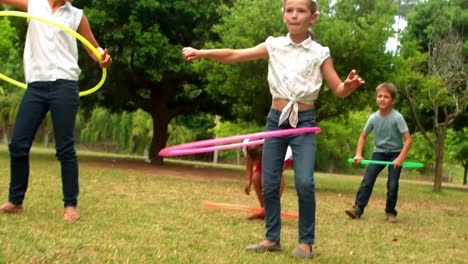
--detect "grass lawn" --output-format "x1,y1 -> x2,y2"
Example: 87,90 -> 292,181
0,145 -> 467,263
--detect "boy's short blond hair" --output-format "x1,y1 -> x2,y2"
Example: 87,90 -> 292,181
376,83 -> 397,99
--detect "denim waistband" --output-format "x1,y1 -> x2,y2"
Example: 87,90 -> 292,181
269,107 -> 315,119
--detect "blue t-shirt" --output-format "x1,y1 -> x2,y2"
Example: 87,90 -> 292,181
364,109 -> 409,153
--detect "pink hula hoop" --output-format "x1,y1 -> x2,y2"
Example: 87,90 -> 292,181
159,127 -> 321,157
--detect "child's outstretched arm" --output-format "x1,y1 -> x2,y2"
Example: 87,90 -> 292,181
353,131 -> 368,164
393,132 -> 412,167
321,58 -> 365,98
182,43 -> 268,63
0,0 -> 28,11
77,15 -> 113,68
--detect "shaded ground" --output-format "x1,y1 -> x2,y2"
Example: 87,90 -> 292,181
80,156 -> 468,190
76,154 -> 468,192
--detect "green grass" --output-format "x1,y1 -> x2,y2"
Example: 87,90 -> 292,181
0,145 -> 467,263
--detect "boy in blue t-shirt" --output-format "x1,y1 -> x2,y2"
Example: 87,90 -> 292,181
346,83 -> 412,223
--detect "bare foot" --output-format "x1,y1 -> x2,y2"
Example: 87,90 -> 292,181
63,206 -> 80,222
0,201 -> 24,214
298,243 -> 312,254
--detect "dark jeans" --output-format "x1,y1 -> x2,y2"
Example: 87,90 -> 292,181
8,80 -> 80,207
262,108 -> 317,245
355,152 -> 402,215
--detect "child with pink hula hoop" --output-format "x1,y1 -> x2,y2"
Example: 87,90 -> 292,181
242,139 -> 293,220
182,0 -> 365,259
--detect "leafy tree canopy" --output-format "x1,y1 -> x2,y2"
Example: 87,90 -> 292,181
193,0 -> 399,124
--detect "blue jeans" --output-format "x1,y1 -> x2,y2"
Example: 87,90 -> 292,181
8,80 -> 80,207
355,152 -> 402,215
262,108 -> 317,245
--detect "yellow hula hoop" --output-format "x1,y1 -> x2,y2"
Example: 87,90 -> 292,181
0,10 -> 107,96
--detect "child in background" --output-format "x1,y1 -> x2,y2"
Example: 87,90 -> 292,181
345,83 -> 412,223
182,0 -> 365,258
243,140 -> 292,220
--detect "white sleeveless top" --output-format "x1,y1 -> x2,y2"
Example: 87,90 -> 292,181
24,0 -> 83,82
265,34 -> 330,127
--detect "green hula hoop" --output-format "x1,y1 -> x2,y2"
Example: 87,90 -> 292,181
347,158 -> 424,168
0,10 -> 107,96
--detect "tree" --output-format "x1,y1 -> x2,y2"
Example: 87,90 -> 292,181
76,0 -> 401,164
0,90 -> 22,144
80,107 -> 116,149
75,0 -> 233,164
130,109 -> 152,154
316,110 -> 372,172
191,0 -> 283,123
393,0 -> 467,192
391,0 -> 420,55
198,0 -> 399,123
212,119 -> 264,164
0,15 -> 23,145
454,141 -> 468,185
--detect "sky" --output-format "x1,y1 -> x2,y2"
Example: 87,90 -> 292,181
386,15 -> 408,53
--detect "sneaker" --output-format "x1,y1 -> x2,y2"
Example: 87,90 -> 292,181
386,213 -> 397,223
345,205 -> 362,219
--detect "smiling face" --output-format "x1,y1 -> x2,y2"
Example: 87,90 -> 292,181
282,0 -> 318,38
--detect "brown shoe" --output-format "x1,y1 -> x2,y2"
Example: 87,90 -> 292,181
245,241 -> 281,252
386,213 -> 397,223
345,205 -> 362,219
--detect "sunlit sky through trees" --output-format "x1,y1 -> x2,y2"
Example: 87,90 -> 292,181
386,15 -> 408,53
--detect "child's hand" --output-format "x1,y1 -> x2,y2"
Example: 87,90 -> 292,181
98,47 -> 112,68
353,155 -> 363,165
344,70 -> 365,92
393,157 -> 404,168
182,47 -> 201,61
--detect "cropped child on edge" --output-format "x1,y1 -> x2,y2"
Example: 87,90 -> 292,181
243,141 -> 292,220
182,0 -> 365,258
345,83 -> 412,223
0,0 -> 112,222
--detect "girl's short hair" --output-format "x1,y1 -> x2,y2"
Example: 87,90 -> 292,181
376,82 -> 397,99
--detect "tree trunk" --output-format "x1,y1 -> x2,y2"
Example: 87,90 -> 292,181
148,112 -> 170,165
43,130 -> 50,148
131,136 -> 139,154
213,115 -> 220,164
2,122 -> 8,144
463,166 -> 467,185
433,150 -> 443,192
433,133 -> 445,192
